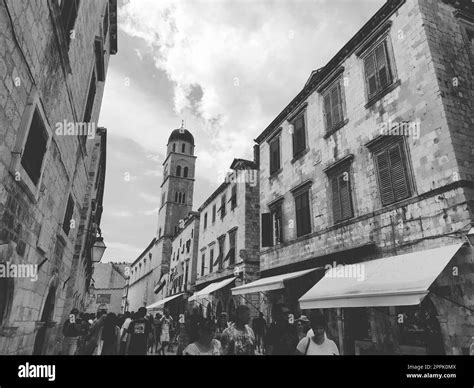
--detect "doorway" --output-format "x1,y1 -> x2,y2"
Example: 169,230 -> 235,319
33,286 -> 56,355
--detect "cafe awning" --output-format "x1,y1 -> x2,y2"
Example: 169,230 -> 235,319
299,243 -> 464,309
231,268 -> 318,295
188,277 -> 236,302
146,293 -> 184,310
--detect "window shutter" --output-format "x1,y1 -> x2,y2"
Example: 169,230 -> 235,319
323,92 -> 332,130
364,53 -> 378,97
338,174 -> 352,220
332,177 -> 342,223
261,213 -> 273,247
389,143 -> 410,201
376,150 -> 395,205
375,42 -> 391,89
331,85 -> 342,125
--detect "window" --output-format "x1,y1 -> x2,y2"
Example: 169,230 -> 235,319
231,185 -> 237,210
176,166 -> 181,176
175,192 -> 178,203
212,204 -> 216,223
209,249 -> 214,273
185,260 -> 189,285
215,236 -> 225,271
183,167 -> 189,178
291,113 -> 306,157
330,168 -> 353,223
84,69 -> 97,124
228,229 -> 236,266
94,38 -> 105,82
374,141 -> 411,206
323,80 -> 345,132
204,213 -> 208,229
182,144 -> 185,153
59,0 -> 80,48
21,108 -> 48,185
270,202 -> 283,245
172,143 -> 176,152
182,193 -> 186,204
363,40 -> 393,100
220,194 -> 226,219
269,136 -> 281,174
201,253 -> 205,276
103,2 -> 109,41
294,190 -> 311,237
62,195 -> 74,235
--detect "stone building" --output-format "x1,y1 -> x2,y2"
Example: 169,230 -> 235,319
244,0 -> 473,355
86,262 -> 127,314
191,157 -> 261,321
126,125 -> 197,311
0,0 -> 117,355
146,212 -> 200,316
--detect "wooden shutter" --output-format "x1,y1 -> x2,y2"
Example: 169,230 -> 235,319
331,85 -> 342,125
295,192 -> 310,236
364,53 -> 378,97
375,149 -> 395,205
375,42 -> 391,89
270,137 -> 280,173
261,213 -> 273,247
339,173 -> 353,220
389,143 -> 410,201
323,92 -> 333,130
293,115 -> 305,155
332,176 -> 342,223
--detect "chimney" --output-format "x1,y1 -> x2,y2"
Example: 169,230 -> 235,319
253,144 -> 260,168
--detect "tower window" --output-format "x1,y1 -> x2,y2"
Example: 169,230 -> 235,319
182,193 -> 186,204
176,165 -> 181,176
172,143 -> 176,152
182,144 -> 185,153
175,192 -> 179,202
183,167 -> 189,178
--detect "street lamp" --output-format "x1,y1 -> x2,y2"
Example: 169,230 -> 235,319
92,236 -> 107,263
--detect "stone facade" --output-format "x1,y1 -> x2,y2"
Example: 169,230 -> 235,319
255,0 -> 473,355
0,0 -> 117,354
194,159 -> 261,320
86,263 -> 127,314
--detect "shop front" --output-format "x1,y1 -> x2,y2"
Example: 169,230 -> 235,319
299,243 -> 472,355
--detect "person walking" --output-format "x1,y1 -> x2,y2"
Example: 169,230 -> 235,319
296,315 -> 311,341
146,314 -> 156,354
183,320 -> 222,355
252,312 -> 267,353
126,307 -> 153,355
159,309 -> 173,355
153,313 -> 162,354
297,311 -> 339,355
101,313 -> 121,355
62,308 -> 82,355
221,305 -> 256,355
119,311 -> 132,355
84,310 -> 107,355
265,303 -> 299,355
215,313 -> 228,342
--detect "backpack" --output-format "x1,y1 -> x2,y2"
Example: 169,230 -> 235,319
304,337 -> 311,355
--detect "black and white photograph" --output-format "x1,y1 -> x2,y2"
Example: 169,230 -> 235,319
0,0 -> 473,385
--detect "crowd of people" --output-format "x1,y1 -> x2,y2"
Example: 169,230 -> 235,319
61,303 -> 339,356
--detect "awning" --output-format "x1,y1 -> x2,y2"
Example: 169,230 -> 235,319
188,277 -> 236,302
231,268 -> 318,295
299,243 -> 464,309
154,279 -> 166,294
146,293 -> 184,310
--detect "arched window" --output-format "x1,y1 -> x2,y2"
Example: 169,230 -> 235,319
183,167 -> 189,178
175,192 -> 179,202
172,143 -> 176,152
182,143 -> 185,153
176,165 -> 181,176
178,192 -> 182,203
182,193 -> 186,203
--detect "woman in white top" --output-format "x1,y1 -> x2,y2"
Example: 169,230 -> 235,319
296,311 -> 339,355
183,320 -> 222,355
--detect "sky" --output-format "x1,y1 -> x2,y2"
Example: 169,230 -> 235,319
98,0 -> 385,263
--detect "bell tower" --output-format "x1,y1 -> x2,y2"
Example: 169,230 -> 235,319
156,122 -> 196,239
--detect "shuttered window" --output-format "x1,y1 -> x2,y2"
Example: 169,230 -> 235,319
295,190 -> 311,237
212,204 -> 216,223
331,170 -> 353,223
292,114 -> 306,157
375,141 -> 410,206
231,184 -> 237,210
201,253 -> 205,276
62,195 -> 74,235
323,81 -> 344,132
60,0 -> 80,48
204,213 -> 208,229
363,40 -> 393,99
228,230 -> 236,266
271,203 -> 283,245
269,136 -> 281,174
261,213 -> 273,247
220,195 -> 226,218
209,249 -> 214,273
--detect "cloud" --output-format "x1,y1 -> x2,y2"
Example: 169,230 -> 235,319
139,192 -> 160,203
